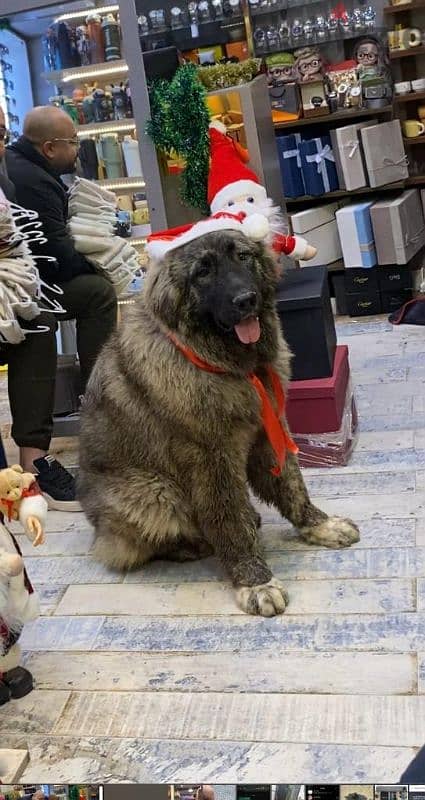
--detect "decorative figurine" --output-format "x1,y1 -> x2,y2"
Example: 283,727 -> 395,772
109,83 -> 131,120
294,46 -> 324,82
76,24 -> 90,66
266,51 -> 295,85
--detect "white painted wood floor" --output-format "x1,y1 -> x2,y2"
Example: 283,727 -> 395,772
1,317 -> 425,783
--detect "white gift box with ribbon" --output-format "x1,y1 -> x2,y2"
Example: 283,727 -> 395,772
371,189 -> 425,265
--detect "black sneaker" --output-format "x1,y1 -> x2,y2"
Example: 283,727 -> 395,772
33,455 -> 82,512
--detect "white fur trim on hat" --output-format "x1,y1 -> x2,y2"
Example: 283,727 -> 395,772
210,180 -> 268,214
209,119 -> 228,135
147,216 -> 247,261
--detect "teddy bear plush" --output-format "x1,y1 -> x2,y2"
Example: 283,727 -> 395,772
0,465 -> 47,706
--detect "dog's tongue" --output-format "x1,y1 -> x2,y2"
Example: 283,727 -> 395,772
234,316 -> 261,344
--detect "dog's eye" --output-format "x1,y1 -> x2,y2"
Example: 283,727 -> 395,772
195,264 -> 210,278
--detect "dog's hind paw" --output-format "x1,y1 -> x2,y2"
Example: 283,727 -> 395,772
301,516 -> 360,549
236,577 -> 288,617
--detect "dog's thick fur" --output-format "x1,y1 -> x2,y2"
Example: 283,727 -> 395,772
78,230 -> 359,616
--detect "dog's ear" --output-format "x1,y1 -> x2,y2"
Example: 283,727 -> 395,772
143,258 -> 182,329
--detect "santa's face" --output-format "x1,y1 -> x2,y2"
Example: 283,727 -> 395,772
225,193 -> 275,218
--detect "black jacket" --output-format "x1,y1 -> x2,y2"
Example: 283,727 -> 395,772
0,168 -> 16,202
6,137 -> 95,283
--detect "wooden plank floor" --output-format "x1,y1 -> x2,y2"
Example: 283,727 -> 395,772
1,317 -> 425,782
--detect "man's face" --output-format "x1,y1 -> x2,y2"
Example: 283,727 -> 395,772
0,108 -> 7,162
43,116 -> 79,174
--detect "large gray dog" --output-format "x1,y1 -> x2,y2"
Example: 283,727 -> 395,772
78,230 -> 359,615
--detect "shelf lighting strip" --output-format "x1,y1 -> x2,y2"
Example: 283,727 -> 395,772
63,63 -> 128,82
131,237 -> 148,246
97,179 -> 146,190
77,121 -> 136,136
54,4 -> 119,23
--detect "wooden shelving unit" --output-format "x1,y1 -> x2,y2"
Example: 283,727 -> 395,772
404,135 -> 425,145
285,180 -> 407,207
390,45 -> 425,58
42,59 -> 129,85
394,90 -> 425,103
274,104 -> 393,131
384,0 -> 425,12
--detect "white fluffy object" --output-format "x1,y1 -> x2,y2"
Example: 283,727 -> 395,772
19,494 -> 48,535
242,213 -> 270,241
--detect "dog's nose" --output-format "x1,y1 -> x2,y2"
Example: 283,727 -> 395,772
232,291 -> 257,315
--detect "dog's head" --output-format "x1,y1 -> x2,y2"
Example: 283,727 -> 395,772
143,230 -> 280,360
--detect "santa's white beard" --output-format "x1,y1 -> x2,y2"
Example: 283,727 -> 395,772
223,198 -> 289,244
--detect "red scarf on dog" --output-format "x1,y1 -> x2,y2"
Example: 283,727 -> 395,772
167,331 -> 298,475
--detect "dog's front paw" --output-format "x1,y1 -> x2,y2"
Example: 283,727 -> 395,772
301,516 -> 360,549
236,577 -> 288,617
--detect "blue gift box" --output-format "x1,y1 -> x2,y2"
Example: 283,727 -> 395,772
299,135 -> 339,196
276,133 -> 305,199
336,201 -> 377,268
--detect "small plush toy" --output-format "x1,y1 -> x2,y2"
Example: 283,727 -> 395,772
0,465 -> 47,706
207,120 -> 317,262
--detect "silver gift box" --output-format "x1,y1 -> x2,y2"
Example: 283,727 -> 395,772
370,188 -> 425,265
360,120 -> 409,188
330,120 -> 376,191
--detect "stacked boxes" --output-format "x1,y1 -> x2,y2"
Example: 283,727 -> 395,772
276,267 -> 357,466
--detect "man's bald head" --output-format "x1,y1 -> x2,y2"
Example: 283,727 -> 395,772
24,105 -> 76,144
23,105 -> 79,175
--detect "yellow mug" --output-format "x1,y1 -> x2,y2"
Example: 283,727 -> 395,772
418,105 -> 425,119
403,119 -> 425,137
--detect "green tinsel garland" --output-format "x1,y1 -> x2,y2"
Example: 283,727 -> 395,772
147,62 -> 211,213
197,58 -> 262,91
68,786 -> 80,800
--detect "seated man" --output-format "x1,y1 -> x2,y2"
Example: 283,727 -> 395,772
0,107 -> 78,509
6,105 -> 117,398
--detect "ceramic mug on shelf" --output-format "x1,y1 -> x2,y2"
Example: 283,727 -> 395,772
418,105 -> 425,119
394,80 -> 411,94
412,78 -> 425,91
408,28 -> 422,46
402,119 -> 425,137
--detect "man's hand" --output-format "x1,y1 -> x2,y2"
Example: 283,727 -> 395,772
27,516 -> 45,546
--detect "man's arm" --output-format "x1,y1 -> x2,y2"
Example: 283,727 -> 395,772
17,180 -> 95,283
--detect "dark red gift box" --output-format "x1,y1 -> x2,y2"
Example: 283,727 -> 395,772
286,344 -> 350,434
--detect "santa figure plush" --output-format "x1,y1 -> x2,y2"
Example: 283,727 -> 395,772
208,120 -> 317,262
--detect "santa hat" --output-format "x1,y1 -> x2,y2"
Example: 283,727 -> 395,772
146,209 -> 269,261
208,120 -> 267,214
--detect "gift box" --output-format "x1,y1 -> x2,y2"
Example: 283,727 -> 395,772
370,189 -> 425,265
290,202 -> 342,267
381,287 -> 413,313
294,383 -> 358,468
286,345 -> 350,434
300,79 -> 329,118
346,288 -> 382,316
299,135 -> 339,196
336,201 -> 377,268
377,265 -> 413,291
276,133 -> 305,199
276,265 -> 336,380
330,120 -> 376,191
269,82 -> 300,115
360,120 -> 409,188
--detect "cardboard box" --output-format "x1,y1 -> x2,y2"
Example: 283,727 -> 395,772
330,120 -> 376,191
225,41 -> 249,60
269,81 -> 300,116
360,120 -> 409,187
286,345 -> 350,434
336,201 -> 377,268
290,202 -> 342,267
370,189 -> 425,265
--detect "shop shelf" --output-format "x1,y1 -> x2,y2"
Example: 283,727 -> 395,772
285,179 -> 406,206
394,90 -> 425,102
255,29 -> 370,56
403,135 -> 425,144
384,0 -> 425,11
406,174 -> 425,183
76,118 -> 136,136
42,59 -> 128,85
390,45 -> 425,58
274,104 -> 393,130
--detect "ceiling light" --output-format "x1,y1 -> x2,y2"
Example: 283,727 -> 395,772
54,4 -> 119,23
77,121 -> 135,136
